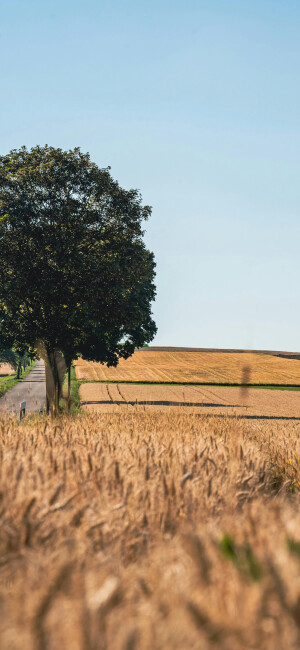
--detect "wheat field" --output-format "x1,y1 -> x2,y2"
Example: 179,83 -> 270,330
1,409 -> 300,649
0,363 -> 14,376
74,349 -> 300,384
79,382 -> 300,419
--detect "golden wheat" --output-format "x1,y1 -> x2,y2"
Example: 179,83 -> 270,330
79,381 -> 300,419
0,362 -> 15,377
74,350 -> 300,385
0,410 -> 300,648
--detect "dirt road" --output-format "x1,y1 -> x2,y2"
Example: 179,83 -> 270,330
0,359 -> 46,416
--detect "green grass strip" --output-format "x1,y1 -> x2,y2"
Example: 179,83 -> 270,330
75,379 -> 300,390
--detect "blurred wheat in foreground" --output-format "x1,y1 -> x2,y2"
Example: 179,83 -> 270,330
1,410 -> 300,649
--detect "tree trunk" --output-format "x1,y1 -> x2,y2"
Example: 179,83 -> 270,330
68,363 -> 71,411
53,352 -> 59,413
45,349 -> 59,415
17,360 -> 22,379
44,348 -> 66,416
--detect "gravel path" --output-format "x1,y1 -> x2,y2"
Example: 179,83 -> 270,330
0,359 -> 46,416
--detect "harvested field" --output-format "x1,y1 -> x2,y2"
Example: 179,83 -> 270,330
1,410 -> 300,649
79,382 -> 300,419
0,362 -> 14,376
74,348 -> 300,384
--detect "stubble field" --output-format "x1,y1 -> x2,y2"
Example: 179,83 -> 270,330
0,363 -> 14,376
74,349 -> 300,385
1,410 -> 300,649
79,382 -> 300,419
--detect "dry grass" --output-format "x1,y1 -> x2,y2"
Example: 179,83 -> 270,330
74,350 -> 300,384
1,410 -> 300,649
79,382 -> 300,419
0,363 -> 15,377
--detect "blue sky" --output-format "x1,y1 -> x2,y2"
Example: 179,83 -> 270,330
1,0 -> 300,350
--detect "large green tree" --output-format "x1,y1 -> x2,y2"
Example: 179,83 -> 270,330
0,145 -> 156,410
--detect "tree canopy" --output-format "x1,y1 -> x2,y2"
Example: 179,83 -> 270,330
0,145 -> 157,409
0,348 -> 31,378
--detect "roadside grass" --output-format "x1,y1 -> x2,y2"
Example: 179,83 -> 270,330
246,385 -> 300,391
0,360 -> 37,398
61,364 -> 82,414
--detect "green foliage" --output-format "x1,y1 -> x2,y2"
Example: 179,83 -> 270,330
287,538 -> 300,557
0,347 -> 32,373
0,145 -> 157,408
21,350 -> 31,370
218,534 -> 262,581
0,348 -> 18,371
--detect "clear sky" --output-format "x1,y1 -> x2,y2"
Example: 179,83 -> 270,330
1,0 -> 300,350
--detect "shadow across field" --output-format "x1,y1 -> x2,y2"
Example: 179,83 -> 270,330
80,400 -> 300,421
81,399 -> 243,408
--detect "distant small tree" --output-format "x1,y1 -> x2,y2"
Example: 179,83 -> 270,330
0,145 -> 156,411
0,348 -> 18,372
0,348 -> 31,377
